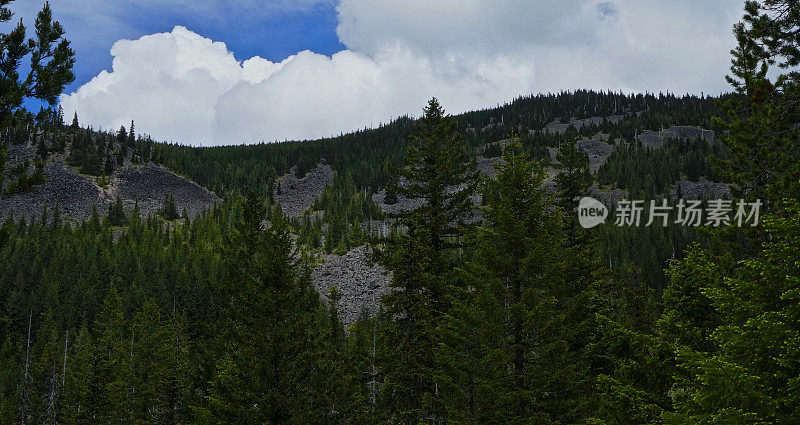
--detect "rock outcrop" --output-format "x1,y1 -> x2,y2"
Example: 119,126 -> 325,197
116,165 -> 219,217
638,126 -> 715,149
589,183 -> 627,206
544,115 -> 625,134
671,178 -> 730,200
311,245 -> 391,327
371,188 -> 424,215
0,160 -> 219,222
275,164 -> 335,217
0,160 -> 99,222
476,156 -> 505,178
577,134 -> 614,173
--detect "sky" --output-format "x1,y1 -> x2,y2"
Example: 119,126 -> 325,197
7,0 -> 744,146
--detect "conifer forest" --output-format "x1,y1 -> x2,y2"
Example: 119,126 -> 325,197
1,0 -> 800,423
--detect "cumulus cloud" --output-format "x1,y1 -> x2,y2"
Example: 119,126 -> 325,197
60,0 -> 744,146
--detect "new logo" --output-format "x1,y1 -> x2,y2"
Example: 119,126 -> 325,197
578,197 -> 608,228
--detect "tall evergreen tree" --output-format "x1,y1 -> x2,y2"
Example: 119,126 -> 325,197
376,98 -> 478,423
666,199 -> 800,424
0,0 -> 75,129
59,324 -> 93,425
108,196 -> 125,227
452,143 -> 568,423
202,192 -> 320,424
93,288 -> 132,424
715,0 -> 800,201
159,194 -> 179,221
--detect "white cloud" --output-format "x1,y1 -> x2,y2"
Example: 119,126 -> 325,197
213,46 -> 534,143
60,0 -> 744,146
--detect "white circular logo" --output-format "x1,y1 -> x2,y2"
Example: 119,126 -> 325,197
578,197 -> 608,228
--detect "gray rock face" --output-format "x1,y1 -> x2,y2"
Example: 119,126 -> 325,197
371,188 -> 424,215
311,245 -> 391,327
275,164 -> 335,217
6,143 -> 35,165
638,126 -> 715,149
577,134 -> 614,173
638,130 -> 664,149
116,165 -> 220,217
589,183 -> 627,206
0,161 -> 219,222
0,160 -> 99,222
671,178 -> 730,200
476,156 -> 505,178
544,115 -> 625,134
669,126 -> 715,141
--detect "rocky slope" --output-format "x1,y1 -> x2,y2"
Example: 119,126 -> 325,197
577,133 -> 614,173
275,164 -> 335,217
0,159 -> 100,221
544,114 -> 625,134
638,126 -> 715,149
0,156 -> 219,222
311,245 -> 391,327
671,178 -> 731,200
116,165 -> 220,217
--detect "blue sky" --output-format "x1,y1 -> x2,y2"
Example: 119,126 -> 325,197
7,0 -> 745,146
8,0 -> 345,94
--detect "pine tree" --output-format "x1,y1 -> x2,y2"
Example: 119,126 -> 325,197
714,0 -> 800,201
453,143 -> 565,423
59,324 -> 93,425
127,121 -> 135,149
0,1 -> 75,128
159,194 -> 179,221
30,311 -> 63,425
376,98 -> 478,423
383,187 -> 398,205
661,6 -> 800,421
377,222 -> 437,424
107,196 -> 125,227
129,299 -> 189,424
665,199 -> 800,423
344,312 -> 380,425
0,144 -> 6,192
554,137 -> 591,240
203,192 -> 320,423
309,287 -> 349,424
162,308 -> 191,424
93,288 -> 131,424
115,126 -> 127,151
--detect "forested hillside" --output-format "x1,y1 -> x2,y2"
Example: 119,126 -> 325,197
1,0 -> 800,423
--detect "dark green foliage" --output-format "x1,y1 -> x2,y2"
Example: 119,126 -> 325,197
201,193 -> 320,423
4,159 -> 45,195
0,145 -> 6,190
127,90 -> 719,200
555,137 -> 592,217
108,196 -> 125,226
81,145 -> 104,176
159,194 -> 179,221
382,187 -> 397,205
374,98 -> 479,424
598,137 -> 728,197
453,143 -> 566,422
377,221 -> 439,424
306,174 -> 378,253
0,0 -> 75,128
1,3 -> 799,421
714,0 -> 800,201
667,200 -> 800,423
